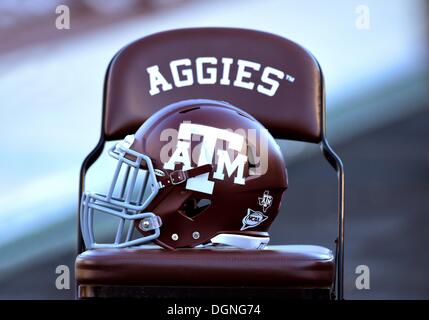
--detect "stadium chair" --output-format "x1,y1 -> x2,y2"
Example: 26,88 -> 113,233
75,28 -> 345,300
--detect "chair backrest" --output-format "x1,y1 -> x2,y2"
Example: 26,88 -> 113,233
102,27 -> 325,143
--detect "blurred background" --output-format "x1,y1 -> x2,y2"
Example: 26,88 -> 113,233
0,0 -> 428,299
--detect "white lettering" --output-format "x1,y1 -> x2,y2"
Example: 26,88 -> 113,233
257,66 -> 284,96
196,57 -> 217,84
214,150 -> 247,185
170,58 -> 193,87
147,57 -> 292,96
220,57 -> 233,85
163,140 -> 192,171
233,59 -> 261,90
147,65 -> 173,95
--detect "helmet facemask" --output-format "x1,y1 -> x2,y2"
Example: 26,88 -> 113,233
81,135 -> 162,249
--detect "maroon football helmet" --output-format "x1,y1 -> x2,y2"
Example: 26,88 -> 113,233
81,99 -> 287,250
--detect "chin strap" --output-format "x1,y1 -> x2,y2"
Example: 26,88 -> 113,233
156,164 -> 213,188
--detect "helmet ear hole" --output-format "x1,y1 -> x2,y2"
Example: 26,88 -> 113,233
179,198 -> 212,220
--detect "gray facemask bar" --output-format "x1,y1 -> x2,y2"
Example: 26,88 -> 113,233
81,136 -> 162,249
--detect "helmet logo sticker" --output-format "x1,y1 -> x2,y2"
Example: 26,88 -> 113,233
163,123 -> 248,195
258,190 -> 273,213
241,209 -> 268,231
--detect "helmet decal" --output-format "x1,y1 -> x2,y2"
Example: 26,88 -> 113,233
241,209 -> 268,231
258,190 -> 273,213
163,122 -> 248,195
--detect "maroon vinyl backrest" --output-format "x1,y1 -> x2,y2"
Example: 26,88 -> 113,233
102,27 -> 324,143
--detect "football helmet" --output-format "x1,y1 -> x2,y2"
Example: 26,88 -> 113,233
81,99 -> 287,250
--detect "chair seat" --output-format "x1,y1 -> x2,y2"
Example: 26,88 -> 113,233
75,245 -> 334,289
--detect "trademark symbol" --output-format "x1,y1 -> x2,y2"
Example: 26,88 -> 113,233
285,74 -> 295,83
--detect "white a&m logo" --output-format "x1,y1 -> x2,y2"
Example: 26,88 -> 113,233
258,190 -> 273,213
147,57 -> 295,98
163,123 -> 247,195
